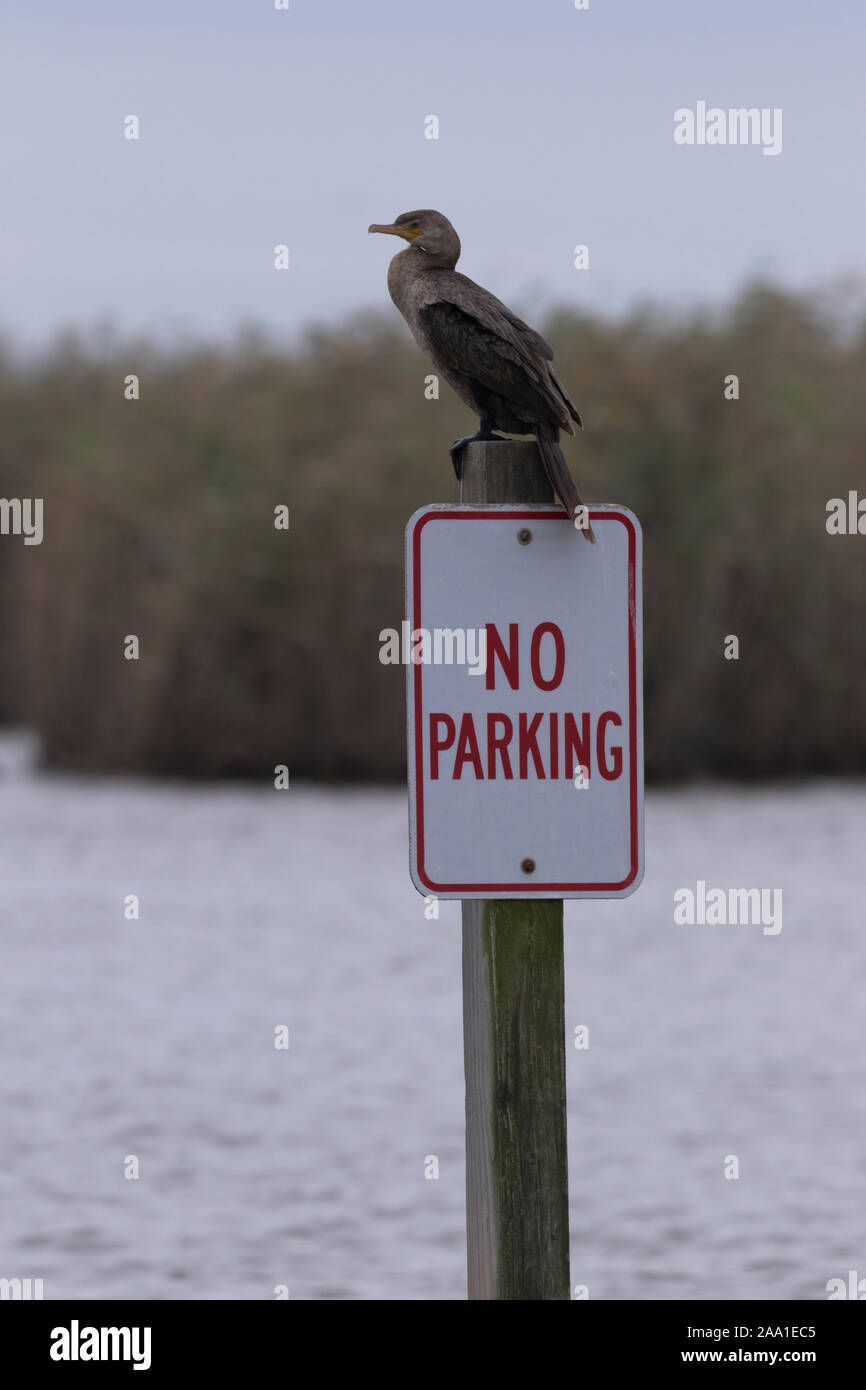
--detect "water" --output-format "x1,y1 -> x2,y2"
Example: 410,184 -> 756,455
1,733 -> 864,1301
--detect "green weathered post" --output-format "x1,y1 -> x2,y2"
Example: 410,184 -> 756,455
458,439 -> 570,1300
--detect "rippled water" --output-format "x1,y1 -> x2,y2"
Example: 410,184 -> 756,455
1,733 -> 864,1300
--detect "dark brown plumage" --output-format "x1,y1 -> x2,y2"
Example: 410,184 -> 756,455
368,209 -> 594,541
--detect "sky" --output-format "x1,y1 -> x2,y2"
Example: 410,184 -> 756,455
2,0 -> 864,349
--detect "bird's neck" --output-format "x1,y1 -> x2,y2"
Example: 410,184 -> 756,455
392,245 -> 458,274
387,245 -> 457,312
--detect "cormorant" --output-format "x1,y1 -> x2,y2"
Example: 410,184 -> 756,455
369,209 -> 594,541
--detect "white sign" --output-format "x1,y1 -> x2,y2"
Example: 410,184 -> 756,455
405,504 -> 644,899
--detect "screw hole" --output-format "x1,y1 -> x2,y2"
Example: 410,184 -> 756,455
517,528 -> 532,545
521,857 -> 536,875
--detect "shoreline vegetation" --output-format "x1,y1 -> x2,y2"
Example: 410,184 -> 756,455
1,282 -> 864,782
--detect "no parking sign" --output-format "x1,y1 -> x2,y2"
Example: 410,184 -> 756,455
405,504 -> 644,899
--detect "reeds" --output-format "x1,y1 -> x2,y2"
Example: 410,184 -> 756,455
1,284 -> 863,780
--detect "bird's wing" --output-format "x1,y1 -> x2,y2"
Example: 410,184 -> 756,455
501,310 -> 555,360
448,275 -> 582,426
439,272 -> 555,359
417,274 -> 571,426
547,366 -> 582,430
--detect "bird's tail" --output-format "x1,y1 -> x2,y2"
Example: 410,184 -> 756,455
536,426 -> 596,543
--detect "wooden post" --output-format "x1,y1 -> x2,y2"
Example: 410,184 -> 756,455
458,440 -> 570,1300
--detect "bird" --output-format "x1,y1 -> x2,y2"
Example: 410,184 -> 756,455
368,209 -> 594,541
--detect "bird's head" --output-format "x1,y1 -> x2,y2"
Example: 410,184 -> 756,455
368,210 -> 460,267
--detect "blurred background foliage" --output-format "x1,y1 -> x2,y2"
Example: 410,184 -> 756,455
0,282 -> 864,782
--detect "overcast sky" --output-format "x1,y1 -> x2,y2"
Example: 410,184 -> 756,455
3,0 -> 863,348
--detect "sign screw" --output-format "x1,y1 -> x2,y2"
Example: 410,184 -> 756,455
521,857 -> 536,875
517,528 -> 532,545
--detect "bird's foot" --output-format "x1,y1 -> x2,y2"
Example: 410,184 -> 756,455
449,428 -> 508,480
449,435 -> 474,480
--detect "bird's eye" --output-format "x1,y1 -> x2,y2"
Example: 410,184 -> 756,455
410,221 -> 419,229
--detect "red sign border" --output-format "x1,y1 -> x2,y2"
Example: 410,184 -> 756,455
409,508 -> 641,894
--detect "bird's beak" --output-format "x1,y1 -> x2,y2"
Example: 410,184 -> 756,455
368,222 -> 419,240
